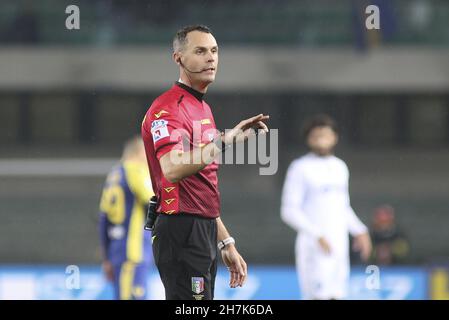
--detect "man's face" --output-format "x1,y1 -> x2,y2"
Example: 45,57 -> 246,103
177,31 -> 218,85
307,126 -> 338,156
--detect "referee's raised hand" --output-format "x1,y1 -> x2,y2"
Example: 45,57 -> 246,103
222,114 -> 270,145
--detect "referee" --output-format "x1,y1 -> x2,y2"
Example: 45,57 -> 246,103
141,25 -> 269,300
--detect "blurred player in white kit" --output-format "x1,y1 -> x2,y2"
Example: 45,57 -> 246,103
281,114 -> 372,300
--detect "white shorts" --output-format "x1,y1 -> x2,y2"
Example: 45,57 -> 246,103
295,236 -> 350,300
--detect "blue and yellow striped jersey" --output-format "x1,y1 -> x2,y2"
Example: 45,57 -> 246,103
99,161 -> 154,265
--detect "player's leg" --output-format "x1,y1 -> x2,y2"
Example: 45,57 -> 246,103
298,235 -> 340,300
116,261 -> 137,300
331,252 -> 350,300
111,262 -> 122,300
313,252 -> 341,299
130,263 -> 149,300
296,235 -> 314,299
318,238 -> 351,300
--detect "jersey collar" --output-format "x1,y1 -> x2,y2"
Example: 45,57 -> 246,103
175,81 -> 204,102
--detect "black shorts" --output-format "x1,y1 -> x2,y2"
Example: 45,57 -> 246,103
152,213 -> 218,300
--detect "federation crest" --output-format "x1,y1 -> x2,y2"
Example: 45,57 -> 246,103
191,277 -> 205,294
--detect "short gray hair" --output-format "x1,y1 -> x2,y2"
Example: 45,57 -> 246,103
173,25 -> 212,52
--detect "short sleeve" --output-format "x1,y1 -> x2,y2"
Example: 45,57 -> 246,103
143,106 -> 187,160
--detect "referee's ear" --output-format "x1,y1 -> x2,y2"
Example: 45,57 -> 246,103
173,52 -> 181,66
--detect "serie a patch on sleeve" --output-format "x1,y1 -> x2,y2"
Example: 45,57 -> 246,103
151,119 -> 169,142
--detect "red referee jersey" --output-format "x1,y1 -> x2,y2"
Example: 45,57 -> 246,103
141,82 -> 221,218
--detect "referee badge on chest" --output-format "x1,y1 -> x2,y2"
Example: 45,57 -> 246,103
191,277 -> 205,299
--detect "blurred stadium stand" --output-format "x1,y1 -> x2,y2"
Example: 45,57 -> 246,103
0,0 -> 448,270
1,0 -> 449,46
